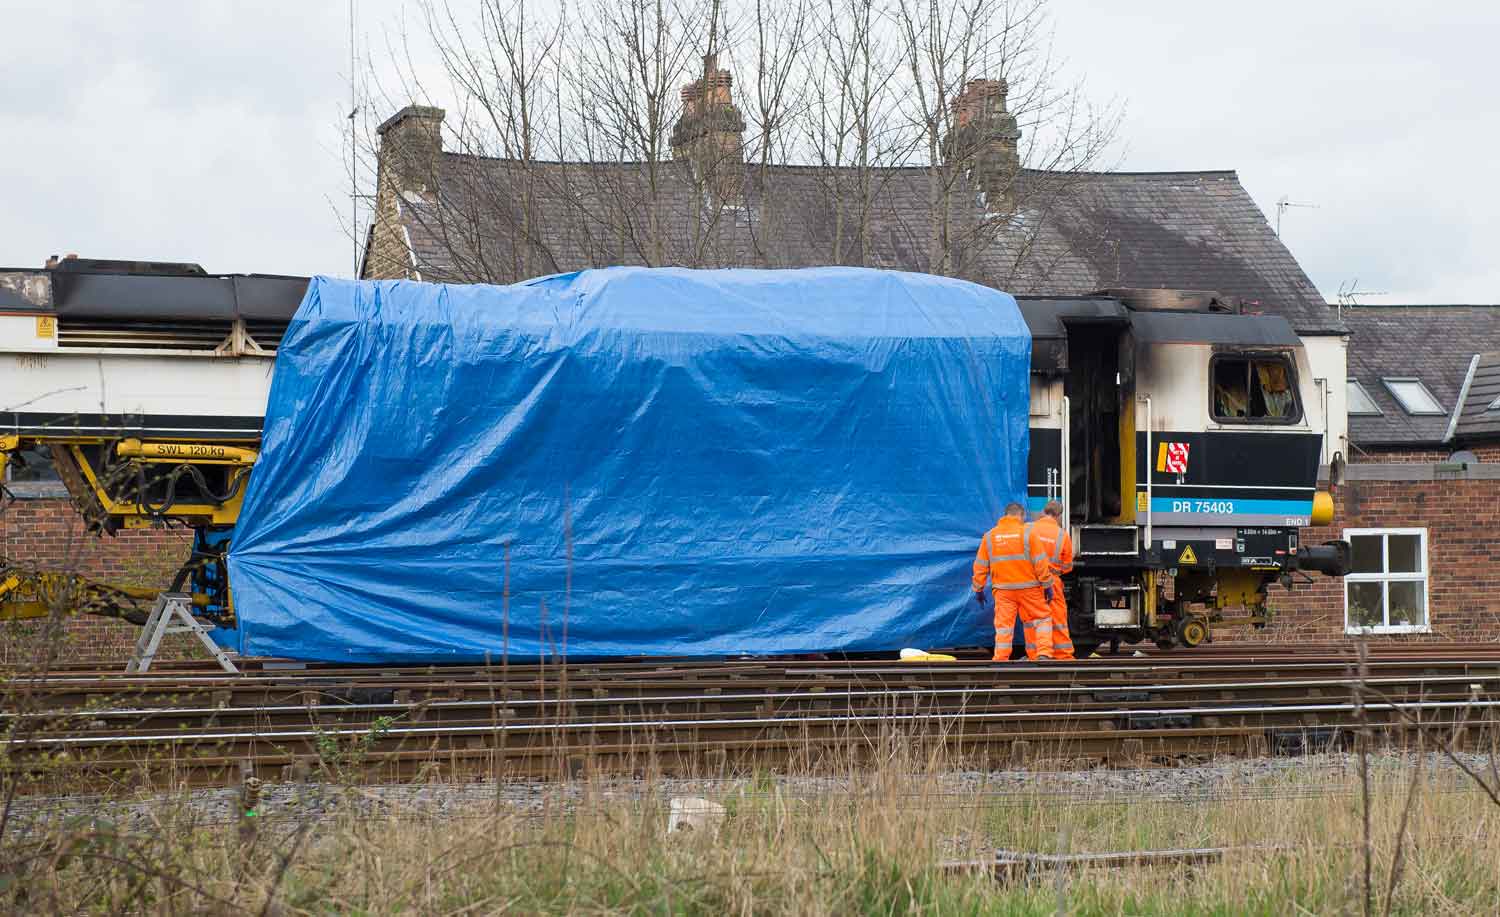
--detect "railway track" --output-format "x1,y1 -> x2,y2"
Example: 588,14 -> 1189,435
5,645 -> 1500,790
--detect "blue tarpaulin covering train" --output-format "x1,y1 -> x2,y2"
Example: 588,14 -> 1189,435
224,267 -> 1032,662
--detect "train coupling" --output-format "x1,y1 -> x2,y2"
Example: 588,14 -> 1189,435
1293,540 -> 1350,576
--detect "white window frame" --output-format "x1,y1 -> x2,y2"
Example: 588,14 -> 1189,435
1343,527 -> 1431,635
1346,379 -> 1382,415
1381,378 -> 1445,415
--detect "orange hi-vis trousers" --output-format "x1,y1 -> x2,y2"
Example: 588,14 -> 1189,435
1047,587 -> 1074,660
1030,514 -> 1075,660
993,587 -> 1054,661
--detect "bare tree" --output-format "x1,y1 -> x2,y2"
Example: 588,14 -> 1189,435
357,0 -> 1120,288
735,0 -> 810,266
794,0 -> 909,266
572,0 -> 713,264
419,0 -> 568,280
887,0 -> 1120,284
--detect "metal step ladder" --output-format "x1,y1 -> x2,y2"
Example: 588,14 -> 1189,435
127,592 -> 240,674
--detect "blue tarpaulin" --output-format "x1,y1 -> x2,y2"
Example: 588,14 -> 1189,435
225,267 -> 1031,662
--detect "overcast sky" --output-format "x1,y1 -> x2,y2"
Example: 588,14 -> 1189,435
3,0 -> 1496,304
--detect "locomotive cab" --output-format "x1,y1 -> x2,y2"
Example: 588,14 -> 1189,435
1019,289 -> 1347,654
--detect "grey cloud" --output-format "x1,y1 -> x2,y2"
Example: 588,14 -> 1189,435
3,0 -> 1495,303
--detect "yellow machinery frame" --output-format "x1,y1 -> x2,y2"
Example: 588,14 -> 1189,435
2,433 -> 255,625
4,434 -> 256,529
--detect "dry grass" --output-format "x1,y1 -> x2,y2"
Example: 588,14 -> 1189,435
3,756 -> 1499,915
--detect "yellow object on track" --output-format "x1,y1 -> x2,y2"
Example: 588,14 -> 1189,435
898,647 -> 957,662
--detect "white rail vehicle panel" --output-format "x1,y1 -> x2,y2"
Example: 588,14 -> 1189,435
1136,343 -> 1210,430
1134,341 -> 1324,528
1028,375 -> 1062,429
1,313 -> 59,353
1136,344 -> 1319,435
3,316 -> 273,439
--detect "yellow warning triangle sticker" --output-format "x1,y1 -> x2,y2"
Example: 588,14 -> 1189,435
1178,545 -> 1198,565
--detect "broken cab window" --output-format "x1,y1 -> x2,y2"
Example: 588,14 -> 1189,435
1212,356 -> 1300,423
6,446 -> 61,482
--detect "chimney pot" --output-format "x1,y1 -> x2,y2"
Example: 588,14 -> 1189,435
376,104 -> 446,138
376,104 -> 446,193
670,49 -> 747,200
943,77 -> 1021,212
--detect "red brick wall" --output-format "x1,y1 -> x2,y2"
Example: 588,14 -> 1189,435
1345,444 -> 1500,464
1463,444 -> 1500,461
1223,459 -> 1500,644
9,461 -> 1499,660
2,498 -> 192,664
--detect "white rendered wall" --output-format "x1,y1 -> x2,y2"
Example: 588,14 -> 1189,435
1300,334 -> 1349,468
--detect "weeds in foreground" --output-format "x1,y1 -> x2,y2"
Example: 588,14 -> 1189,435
2,758 -> 1499,915
312,714 -> 399,779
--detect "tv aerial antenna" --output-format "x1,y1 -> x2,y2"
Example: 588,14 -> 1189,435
1275,195 -> 1318,237
348,0 -> 361,276
1336,278 -> 1388,318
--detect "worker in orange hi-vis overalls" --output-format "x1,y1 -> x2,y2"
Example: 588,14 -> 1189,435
1031,500 -> 1076,660
971,502 -> 1056,661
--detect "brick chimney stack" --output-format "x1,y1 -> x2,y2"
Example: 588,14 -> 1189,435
377,105 -> 446,193
942,79 -> 1022,212
366,105 -> 445,280
670,53 -> 746,203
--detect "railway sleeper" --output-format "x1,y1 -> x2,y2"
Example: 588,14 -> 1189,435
0,729 -> 1425,789
1124,713 -> 1195,730
1266,726 -> 1347,756
1092,690 -> 1159,703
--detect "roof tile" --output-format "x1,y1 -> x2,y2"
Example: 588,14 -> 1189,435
393,157 -> 1340,334
1343,305 -> 1500,446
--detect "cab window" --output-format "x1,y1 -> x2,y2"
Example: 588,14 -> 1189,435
1211,355 -> 1301,423
6,445 -> 59,482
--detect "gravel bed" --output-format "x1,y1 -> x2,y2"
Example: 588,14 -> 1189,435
4,752 -> 1494,841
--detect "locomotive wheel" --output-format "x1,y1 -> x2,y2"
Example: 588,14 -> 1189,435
1178,617 -> 1209,648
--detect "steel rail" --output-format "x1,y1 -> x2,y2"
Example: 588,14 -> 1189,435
17,659 -> 1500,700
14,731 -> 1281,789
10,648 -> 1500,790
8,673 -> 1496,723
21,646 -> 1500,679
15,697 -> 1500,749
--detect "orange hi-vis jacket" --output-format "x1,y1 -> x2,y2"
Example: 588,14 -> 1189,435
1030,514 -> 1074,578
971,516 -> 1054,595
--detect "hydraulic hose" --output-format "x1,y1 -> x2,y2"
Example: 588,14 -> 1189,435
128,461 -> 249,517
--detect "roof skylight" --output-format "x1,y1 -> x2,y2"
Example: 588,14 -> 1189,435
1382,378 -> 1445,415
1347,380 -> 1381,415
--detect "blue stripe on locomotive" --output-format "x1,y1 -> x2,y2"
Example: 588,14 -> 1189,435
1147,496 -> 1312,516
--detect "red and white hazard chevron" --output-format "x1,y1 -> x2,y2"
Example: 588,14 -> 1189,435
1156,441 -> 1191,474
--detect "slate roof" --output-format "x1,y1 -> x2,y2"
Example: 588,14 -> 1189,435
1342,305 -> 1500,447
386,154 -> 1341,334
1452,351 -> 1500,444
